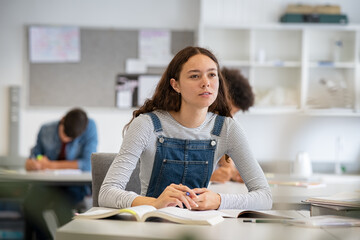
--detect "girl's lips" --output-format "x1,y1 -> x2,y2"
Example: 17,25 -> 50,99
199,92 -> 211,96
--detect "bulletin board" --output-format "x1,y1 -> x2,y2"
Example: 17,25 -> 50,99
28,27 -> 194,107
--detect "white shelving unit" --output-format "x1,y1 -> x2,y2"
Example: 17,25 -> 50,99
198,22 -> 360,116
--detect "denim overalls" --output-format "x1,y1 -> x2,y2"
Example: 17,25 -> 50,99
145,112 -> 225,198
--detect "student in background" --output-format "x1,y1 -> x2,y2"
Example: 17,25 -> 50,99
24,108 -> 98,240
99,46 -> 271,211
210,67 -> 255,183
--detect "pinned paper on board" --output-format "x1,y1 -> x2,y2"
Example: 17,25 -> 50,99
29,26 -> 80,63
138,75 -> 160,106
116,75 -> 138,108
125,58 -> 147,74
139,30 -> 172,64
115,74 -> 160,108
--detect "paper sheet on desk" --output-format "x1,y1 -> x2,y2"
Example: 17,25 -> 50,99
44,169 -> 82,175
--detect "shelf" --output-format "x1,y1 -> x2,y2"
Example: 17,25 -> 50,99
198,19 -> 360,116
309,62 -> 355,68
221,60 -> 302,68
249,107 -> 360,116
249,106 -> 299,114
253,61 -> 301,68
221,60 -> 251,67
303,108 -> 359,117
201,23 -> 360,31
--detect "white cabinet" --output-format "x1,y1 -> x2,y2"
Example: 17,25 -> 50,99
304,28 -> 357,115
198,23 -> 360,115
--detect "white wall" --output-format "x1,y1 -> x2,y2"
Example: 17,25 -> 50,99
236,114 -> 360,164
0,0 -> 199,157
1,0 -> 360,169
201,0 -> 360,25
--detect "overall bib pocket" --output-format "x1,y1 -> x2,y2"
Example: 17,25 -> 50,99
153,159 -> 209,198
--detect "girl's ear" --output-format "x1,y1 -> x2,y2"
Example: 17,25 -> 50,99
170,78 -> 180,93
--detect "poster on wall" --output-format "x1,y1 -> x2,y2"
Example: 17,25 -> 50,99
139,29 -> 172,65
29,26 -> 80,63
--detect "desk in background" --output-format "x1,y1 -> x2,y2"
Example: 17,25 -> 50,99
0,168 -> 92,186
209,174 -> 360,210
2,170 -> 359,209
0,168 -> 92,239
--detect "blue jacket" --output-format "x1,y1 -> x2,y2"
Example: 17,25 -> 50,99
31,119 -> 98,172
30,119 -> 98,203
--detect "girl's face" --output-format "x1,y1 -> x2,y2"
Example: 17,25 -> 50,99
171,54 -> 219,111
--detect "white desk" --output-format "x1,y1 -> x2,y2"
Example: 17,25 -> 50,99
0,168 -> 91,186
56,174 -> 360,240
209,174 -> 360,210
55,215 -> 360,240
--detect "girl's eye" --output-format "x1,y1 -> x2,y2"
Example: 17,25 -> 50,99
209,73 -> 217,77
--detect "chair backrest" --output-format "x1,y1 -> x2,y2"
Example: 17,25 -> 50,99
91,152 -> 141,207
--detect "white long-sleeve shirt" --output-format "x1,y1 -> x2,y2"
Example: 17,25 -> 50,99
99,110 -> 272,209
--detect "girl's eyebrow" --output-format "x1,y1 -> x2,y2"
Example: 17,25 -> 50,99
187,68 -> 217,74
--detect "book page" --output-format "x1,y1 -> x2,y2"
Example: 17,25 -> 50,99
74,207 -> 120,219
156,207 -> 223,220
143,207 -> 224,225
119,205 -> 157,221
74,206 -> 156,220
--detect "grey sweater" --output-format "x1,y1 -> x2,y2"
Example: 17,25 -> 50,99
99,110 -> 272,209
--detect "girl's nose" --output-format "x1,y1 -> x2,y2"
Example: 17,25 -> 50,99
201,77 -> 210,88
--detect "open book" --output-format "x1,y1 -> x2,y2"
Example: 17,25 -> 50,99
73,205 -> 224,226
305,191 -> 360,208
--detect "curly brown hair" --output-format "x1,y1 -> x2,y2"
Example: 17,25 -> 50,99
124,46 -> 232,134
221,67 -> 254,112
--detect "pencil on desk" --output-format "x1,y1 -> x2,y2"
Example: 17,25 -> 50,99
243,219 -> 286,224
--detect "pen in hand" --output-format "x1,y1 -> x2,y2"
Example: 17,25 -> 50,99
30,154 -> 43,161
27,153 -> 43,170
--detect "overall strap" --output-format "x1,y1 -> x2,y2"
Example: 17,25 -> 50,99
211,115 -> 225,136
145,112 -> 163,132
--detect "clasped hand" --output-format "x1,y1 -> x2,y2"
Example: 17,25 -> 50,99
153,183 -> 221,210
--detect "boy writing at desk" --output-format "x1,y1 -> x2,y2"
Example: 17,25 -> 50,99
24,108 -> 98,240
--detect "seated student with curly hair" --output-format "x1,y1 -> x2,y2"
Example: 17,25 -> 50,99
210,67 -> 255,183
